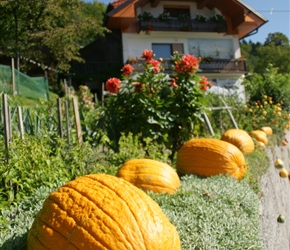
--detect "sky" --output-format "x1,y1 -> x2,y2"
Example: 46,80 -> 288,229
86,0 -> 290,43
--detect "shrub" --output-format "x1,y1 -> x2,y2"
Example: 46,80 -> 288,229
99,50 -> 212,160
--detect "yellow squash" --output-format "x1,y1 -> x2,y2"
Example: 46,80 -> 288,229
117,158 -> 180,194
27,174 -> 181,250
176,138 -> 247,180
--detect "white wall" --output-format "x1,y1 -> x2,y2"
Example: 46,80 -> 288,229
122,32 -> 241,62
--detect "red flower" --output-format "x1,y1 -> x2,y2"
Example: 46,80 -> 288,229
148,59 -> 161,73
141,49 -> 154,61
106,78 -> 121,93
171,78 -> 178,88
175,54 -> 200,73
121,64 -> 134,77
199,76 -> 211,91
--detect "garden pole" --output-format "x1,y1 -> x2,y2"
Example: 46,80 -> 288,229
17,106 -> 24,140
57,98 -> 63,138
72,97 -> 83,144
2,94 -> 10,162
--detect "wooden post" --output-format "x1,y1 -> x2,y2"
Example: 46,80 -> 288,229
72,97 -> 83,144
17,106 -> 24,140
3,94 -> 10,162
8,106 -> 12,141
11,58 -> 16,95
57,98 -> 63,138
65,100 -> 70,145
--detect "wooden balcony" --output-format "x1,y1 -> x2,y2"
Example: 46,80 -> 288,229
138,19 -> 227,33
130,59 -> 247,74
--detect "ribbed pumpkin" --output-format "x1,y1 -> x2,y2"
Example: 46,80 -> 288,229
220,129 -> 255,154
117,158 -> 180,194
27,174 -> 181,250
249,130 -> 268,145
259,126 -> 273,135
176,138 -> 247,180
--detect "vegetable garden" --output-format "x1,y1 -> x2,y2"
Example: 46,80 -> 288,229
1,50 -> 290,249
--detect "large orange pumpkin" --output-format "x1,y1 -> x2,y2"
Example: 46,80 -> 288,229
220,129 -> 255,154
27,174 -> 181,250
117,158 -> 180,194
176,138 -> 247,180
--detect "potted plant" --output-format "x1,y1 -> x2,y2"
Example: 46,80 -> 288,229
158,11 -> 171,22
138,11 -> 153,21
194,14 -> 207,23
209,14 -> 225,22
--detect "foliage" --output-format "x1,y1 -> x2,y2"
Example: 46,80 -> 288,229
98,50 -> 212,159
240,32 -> 290,74
243,64 -> 290,111
242,95 -> 290,135
137,11 -> 153,21
209,14 -> 225,22
158,11 -> 171,21
194,14 -> 207,22
0,0 -> 107,73
148,174 -> 263,250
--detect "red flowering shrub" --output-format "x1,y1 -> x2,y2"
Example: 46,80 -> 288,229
100,50 -> 211,158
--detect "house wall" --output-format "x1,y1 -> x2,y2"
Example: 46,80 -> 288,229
122,30 -> 245,102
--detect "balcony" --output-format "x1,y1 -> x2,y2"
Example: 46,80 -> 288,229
138,18 -> 227,33
129,59 -> 247,74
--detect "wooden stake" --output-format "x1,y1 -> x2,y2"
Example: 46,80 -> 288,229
72,97 -> 82,144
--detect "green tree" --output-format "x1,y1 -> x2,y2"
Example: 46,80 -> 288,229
0,0 -> 107,72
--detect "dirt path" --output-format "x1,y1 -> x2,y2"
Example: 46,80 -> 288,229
260,132 -> 290,250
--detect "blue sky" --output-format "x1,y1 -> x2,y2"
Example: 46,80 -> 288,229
86,0 -> 290,43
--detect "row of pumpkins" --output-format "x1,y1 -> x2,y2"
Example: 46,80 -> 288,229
26,127 -> 274,250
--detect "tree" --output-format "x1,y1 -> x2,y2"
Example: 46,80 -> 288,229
264,32 -> 289,46
0,0 -> 107,73
241,32 -> 290,74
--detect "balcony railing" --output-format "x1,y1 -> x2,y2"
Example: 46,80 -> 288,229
129,59 -> 247,74
138,19 -> 227,33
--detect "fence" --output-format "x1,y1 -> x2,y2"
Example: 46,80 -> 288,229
0,64 -> 49,100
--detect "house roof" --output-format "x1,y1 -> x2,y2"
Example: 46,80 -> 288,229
104,0 -> 268,39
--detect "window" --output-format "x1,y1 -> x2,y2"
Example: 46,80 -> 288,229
152,43 -> 184,59
164,6 -> 190,19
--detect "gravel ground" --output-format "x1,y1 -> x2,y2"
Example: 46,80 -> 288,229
260,131 -> 290,250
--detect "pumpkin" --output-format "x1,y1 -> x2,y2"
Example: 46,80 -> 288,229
117,158 -> 180,194
176,138 -> 247,180
281,139 -> 288,146
259,126 -> 273,135
274,159 -> 284,169
249,130 -> 268,145
220,129 -> 255,154
27,174 -> 181,250
279,168 -> 289,178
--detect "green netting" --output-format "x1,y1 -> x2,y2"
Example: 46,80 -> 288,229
0,64 -> 49,100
